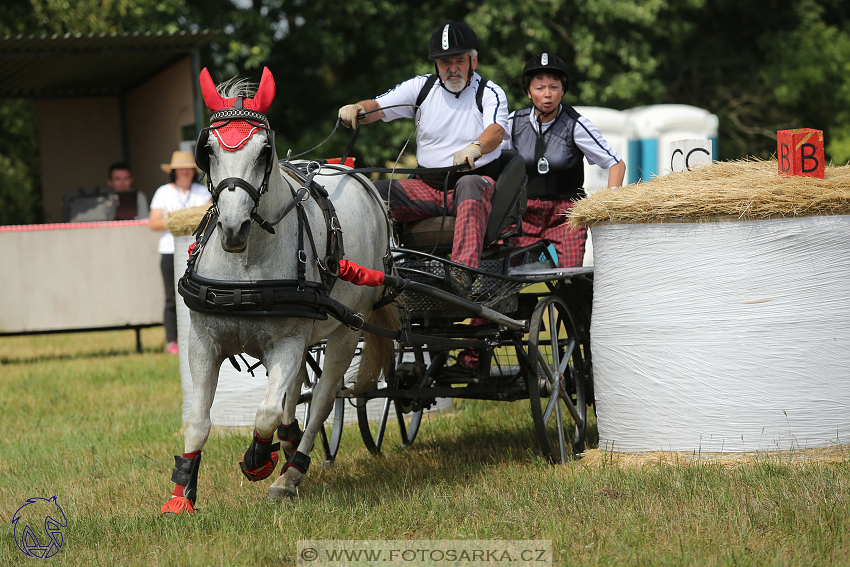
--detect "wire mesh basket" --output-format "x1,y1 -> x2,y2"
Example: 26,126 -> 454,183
394,248 -> 550,317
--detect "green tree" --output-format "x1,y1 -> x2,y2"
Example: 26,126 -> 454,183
3,0 -> 850,224
0,100 -> 42,225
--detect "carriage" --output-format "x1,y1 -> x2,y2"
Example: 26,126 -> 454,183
162,66 -> 595,513
297,152 -> 595,467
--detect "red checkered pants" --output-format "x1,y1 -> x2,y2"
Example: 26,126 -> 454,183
510,198 -> 587,268
375,176 -> 495,268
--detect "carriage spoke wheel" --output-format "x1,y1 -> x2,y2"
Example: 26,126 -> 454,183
527,295 -> 587,463
303,397 -> 344,466
318,398 -> 345,465
356,396 -> 423,455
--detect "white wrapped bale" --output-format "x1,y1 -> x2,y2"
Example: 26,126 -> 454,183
572,160 -> 850,453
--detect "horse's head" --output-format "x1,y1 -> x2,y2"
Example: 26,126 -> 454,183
197,67 -> 277,253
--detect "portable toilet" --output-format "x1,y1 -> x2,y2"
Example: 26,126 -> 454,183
626,105 -> 719,183
573,106 -> 631,191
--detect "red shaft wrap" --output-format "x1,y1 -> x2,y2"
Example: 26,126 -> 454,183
337,259 -> 385,287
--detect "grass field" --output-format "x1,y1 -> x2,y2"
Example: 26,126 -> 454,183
1,330 -> 849,566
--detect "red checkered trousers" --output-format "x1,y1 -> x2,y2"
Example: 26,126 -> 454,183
374,175 -> 495,268
459,198 -> 587,370
510,198 -> 587,268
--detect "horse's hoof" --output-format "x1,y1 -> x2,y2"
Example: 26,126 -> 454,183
267,467 -> 303,501
161,496 -> 195,515
239,450 -> 279,482
266,485 -> 297,501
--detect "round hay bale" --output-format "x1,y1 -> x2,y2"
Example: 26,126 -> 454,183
571,159 -> 850,453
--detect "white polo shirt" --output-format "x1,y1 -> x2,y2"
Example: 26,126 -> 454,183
376,72 -> 510,168
150,182 -> 211,254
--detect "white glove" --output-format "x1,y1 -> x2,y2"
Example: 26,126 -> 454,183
452,143 -> 483,170
338,104 -> 365,128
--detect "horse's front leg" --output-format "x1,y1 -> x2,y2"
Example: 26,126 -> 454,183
277,361 -> 307,456
269,328 -> 360,500
162,319 -> 226,514
239,336 -> 307,483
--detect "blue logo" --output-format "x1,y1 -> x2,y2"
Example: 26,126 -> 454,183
12,496 -> 67,559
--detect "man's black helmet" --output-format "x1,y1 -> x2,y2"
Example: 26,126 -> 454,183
522,53 -> 570,92
428,21 -> 480,60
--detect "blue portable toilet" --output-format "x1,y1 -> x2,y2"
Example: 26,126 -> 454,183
626,105 -> 719,183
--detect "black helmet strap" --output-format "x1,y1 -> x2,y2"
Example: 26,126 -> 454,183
532,103 -> 559,121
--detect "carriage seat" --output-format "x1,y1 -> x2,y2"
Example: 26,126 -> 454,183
398,149 -> 528,255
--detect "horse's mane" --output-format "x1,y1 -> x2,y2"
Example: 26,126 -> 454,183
217,77 -> 257,99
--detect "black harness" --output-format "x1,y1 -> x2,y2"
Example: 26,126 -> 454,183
178,158 -> 352,319
182,103 -> 350,320
195,105 -> 281,232
179,105 -> 495,350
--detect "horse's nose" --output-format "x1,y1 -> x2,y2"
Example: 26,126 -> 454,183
218,218 -> 252,253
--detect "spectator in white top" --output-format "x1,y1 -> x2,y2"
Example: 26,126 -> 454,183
337,20 -> 509,298
149,151 -> 212,354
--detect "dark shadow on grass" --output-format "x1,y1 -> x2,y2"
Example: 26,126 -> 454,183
0,346 -> 166,365
299,416 -> 600,503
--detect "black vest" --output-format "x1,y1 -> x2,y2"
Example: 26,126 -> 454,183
511,105 -> 585,200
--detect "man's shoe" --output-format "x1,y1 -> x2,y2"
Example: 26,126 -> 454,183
447,267 -> 474,299
166,341 -> 179,355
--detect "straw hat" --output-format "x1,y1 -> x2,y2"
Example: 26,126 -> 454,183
160,150 -> 201,174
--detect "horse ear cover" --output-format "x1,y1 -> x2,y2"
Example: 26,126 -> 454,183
251,67 -> 276,114
200,68 -> 227,112
199,67 -> 276,114
196,67 -> 277,171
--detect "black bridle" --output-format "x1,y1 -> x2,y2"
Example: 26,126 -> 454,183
195,106 -> 280,233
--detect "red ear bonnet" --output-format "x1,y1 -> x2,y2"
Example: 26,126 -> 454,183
249,67 -> 275,114
200,67 -> 276,151
200,67 -> 227,111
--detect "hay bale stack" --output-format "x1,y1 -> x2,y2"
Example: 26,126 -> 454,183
571,159 -> 850,226
570,159 -> 850,454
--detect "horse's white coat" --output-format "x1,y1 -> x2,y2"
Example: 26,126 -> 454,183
185,128 -> 393,498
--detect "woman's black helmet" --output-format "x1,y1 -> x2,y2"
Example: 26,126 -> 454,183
428,21 -> 480,60
522,53 -> 570,93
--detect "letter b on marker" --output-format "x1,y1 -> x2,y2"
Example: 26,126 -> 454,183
777,128 -> 824,179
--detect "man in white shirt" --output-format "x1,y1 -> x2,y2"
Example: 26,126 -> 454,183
338,21 -> 509,297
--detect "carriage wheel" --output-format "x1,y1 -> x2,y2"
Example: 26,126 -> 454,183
527,295 -> 587,463
303,397 -> 344,466
356,396 -> 424,455
318,398 -> 345,465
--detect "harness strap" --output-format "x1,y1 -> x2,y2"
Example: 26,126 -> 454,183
415,74 -> 488,114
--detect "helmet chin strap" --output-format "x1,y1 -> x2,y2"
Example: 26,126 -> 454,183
533,103 -> 559,121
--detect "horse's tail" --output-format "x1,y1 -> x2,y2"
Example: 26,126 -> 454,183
350,303 -> 400,394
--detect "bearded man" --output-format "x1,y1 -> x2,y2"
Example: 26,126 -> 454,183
338,20 -> 509,297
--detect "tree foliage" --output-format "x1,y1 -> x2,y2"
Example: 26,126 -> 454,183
2,0 -> 850,224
